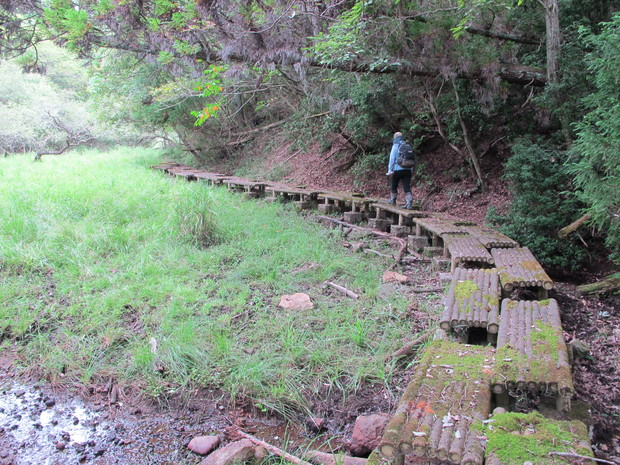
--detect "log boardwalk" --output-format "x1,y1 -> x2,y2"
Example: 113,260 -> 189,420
439,268 -> 500,337
492,246 -> 554,296
493,299 -> 574,410
443,235 -> 495,271
150,163 -> 594,465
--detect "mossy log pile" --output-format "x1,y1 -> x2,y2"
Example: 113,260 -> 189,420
151,164 -> 593,465
492,247 -> 554,292
493,299 -> 573,400
379,341 -> 493,465
458,224 -> 518,249
443,235 -> 495,269
440,268 -> 500,334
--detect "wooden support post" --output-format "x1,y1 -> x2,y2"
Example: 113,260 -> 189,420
495,390 -> 511,410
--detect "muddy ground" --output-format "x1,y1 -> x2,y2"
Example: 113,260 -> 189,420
0,255 -> 618,464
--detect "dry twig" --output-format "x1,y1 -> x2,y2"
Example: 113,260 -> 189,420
236,430 -> 313,465
326,281 -> 360,299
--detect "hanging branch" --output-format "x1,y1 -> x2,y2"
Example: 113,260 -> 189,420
34,113 -> 93,161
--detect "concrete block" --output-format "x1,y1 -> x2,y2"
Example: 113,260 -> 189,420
431,256 -> 451,273
423,246 -> 445,258
407,235 -> 429,250
390,225 -> 412,237
344,211 -> 364,224
294,200 -> 313,211
368,218 -> 392,232
317,204 -> 335,213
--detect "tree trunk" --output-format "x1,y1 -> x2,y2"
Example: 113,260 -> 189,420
541,0 -> 561,83
452,80 -> 485,188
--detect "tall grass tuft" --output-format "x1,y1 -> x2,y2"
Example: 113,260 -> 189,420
176,190 -> 225,247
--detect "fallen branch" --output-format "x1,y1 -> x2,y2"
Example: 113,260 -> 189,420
577,273 -> 620,296
364,249 -> 394,259
326,281 -> 360,300
548,451 -> 615,464
386,329 -> 434,362
235,430 -> 313,465
304,450 -> 367,465
410,287 -> 445,293
317,216 -> 418,264
558,213 -> 592,239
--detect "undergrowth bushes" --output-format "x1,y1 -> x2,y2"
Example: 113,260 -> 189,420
486,140 -> 586,271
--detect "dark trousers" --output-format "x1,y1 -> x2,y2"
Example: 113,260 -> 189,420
391,169 -> 412,194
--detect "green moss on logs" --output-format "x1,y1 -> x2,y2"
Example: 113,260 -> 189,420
454,280 -> 479,300
483,412 -> 592,464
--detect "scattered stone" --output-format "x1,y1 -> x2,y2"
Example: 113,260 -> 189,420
55,442 -> 65,451
377,283 -> 398,299
14,390 -> 25,398
349,414 -> 390,457
254,446 -> 268,461
198,439 -> 254,465
382,271 -> 408,284
44,398 -> 55,408
349,241 -> 366,253
492,407 -> 507,416
278,293 -> 314,311
306,417 -> 327,433
188,435 -> 221,455
569,339 -> 590,358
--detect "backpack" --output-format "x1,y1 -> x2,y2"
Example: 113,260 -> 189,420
396,141 -> 415,168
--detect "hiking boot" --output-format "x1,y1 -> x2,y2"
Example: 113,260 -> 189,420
404,193 -> 413,209
388,193 -> 397,205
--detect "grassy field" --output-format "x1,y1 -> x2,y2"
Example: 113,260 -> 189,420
0,148 -> 431,417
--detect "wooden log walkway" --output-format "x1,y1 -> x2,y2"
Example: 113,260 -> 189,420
493,299 -> 573,404
439,268 -> 500,334
443,235 -> 495,270
150,163 -> 593,465
492,246 -> 554,293
379,341 -> 493,465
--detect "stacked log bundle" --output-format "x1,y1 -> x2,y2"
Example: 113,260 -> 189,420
460,225 -> 519,249
439,268 -> 500,334
413,217 -> 465,237
443,235 -> 495,269
378,341 -> 493,465
492,299 -> 573,401
491,247 -> 554,291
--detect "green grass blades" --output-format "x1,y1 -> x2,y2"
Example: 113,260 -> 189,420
0,148 -> 421,419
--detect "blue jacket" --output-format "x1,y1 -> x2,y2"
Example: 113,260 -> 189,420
388,137 -> 412,172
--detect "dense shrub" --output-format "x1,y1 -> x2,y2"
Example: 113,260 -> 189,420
486,140 -> 586,271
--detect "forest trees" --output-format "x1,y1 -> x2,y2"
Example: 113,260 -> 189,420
1,0 -> 618,264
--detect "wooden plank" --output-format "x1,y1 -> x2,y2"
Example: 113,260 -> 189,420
439,268 -> 500,333
378,341 -> 492,465
443,234 -> 494,269
493,299 -> 573,402
491,247 -> 553,291
413,217 -> 466,236
460,224 -> 518,248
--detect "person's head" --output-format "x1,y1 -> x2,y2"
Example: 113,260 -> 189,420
393,132 -> 403,140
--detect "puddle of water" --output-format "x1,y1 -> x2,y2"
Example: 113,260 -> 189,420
0,382 -> 108,464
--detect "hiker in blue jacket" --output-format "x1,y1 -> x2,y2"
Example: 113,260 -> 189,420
386,132 -> 413,209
